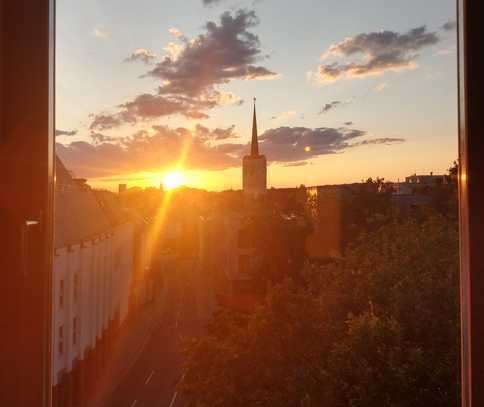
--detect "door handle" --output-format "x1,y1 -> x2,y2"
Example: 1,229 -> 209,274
22,219 -> 40,275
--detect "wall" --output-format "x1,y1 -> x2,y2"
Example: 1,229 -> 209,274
52,223 -> 134,388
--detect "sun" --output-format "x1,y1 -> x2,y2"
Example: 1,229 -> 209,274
163,170 -> 186,190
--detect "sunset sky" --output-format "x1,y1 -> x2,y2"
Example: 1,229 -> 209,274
56,0 -> 457,191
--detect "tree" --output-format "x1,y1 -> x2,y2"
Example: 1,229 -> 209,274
448,160 -> 458,180
324,214 -> 460,407
237,197 -> 311,285
180,281 -> 334,407
180,212 -> 460,406
340,181 -> 393,249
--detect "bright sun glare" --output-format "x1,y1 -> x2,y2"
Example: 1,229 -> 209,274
163,171 -> 185,190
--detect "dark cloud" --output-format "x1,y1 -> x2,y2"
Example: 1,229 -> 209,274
202,0 -> 225,5
89,93 -> 213,131
441,20 -> 456,32
146,9 -> 277,96
124,48 -> 157,64
248,127 -> 400,161
319,100 -> 342,114
315,26 -> 440,83
90,132 -> 117,144
55,129 -> 78,137
57,125 -> 403,179
350,137 -> 405,147
89,114 -> 124,132
90,9 -> 276,131
259,126 -> 365,163
319,99 -> 353,114
258,127 -> 404,164
283,161 -> 309,167
344,121 -> 354,126
195,124 -> 238,140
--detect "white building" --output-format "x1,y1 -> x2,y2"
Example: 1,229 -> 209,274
405,172 -> 448,185
52,159 -> 138,407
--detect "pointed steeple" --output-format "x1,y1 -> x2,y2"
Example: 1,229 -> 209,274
251,97 -> 259,156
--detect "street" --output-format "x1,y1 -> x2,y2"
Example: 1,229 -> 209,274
104,258 -> 213,407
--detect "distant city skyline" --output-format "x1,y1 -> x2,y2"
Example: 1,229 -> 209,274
56,0 -> 457,191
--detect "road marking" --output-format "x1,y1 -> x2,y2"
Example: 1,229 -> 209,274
168,373 -> 185,407
168,392 -> 178,407
145,370 -> 155,385
130,400 -> 138,407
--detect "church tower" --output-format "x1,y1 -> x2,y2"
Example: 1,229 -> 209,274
243,98 -> 267,196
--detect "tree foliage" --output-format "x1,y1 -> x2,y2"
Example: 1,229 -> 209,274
180,212 -> 460,406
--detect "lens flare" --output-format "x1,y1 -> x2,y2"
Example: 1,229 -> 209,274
163,171 -> 185,190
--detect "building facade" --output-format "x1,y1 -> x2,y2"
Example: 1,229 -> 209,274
199,212 -> 261,312
405,172 -> 448,185
52,159 -> 153,407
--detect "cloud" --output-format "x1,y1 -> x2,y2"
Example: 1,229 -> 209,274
259,126 -> 364,163
124,48 -> 157,64
55,129 -> 78,137
57,125 -> 242,178
194,124 -> 238,140
441,20 -> 456,32
58,125 -> 404,179
90,132 -> 117,144
92,27 -> 109,39
319,100 -> 342,114
350,137 -> 405,147
202,0 -> 225,6
374,82 -> 388,92
283,161 -> 309,167
258,126 -> 404,164
89,91 -> 242,131
270,110 -> 297,121
319,99 -> 353,114
168,27 -> 183,38
344,121 -> 354,126
146,9 -> 277,96
90,9 -> 276,131
313,26 -> 440,84
202,0 -> 262,5
216,91 -> 244,106
435,48 -> 453,57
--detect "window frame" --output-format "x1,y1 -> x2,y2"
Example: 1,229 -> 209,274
457,1 -> 484,406
0,1 -> 55,406
1,0 -> 483,406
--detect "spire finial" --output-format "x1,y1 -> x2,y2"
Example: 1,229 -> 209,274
251,97 -> 259,156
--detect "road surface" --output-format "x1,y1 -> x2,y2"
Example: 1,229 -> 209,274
104,258 -> 213,407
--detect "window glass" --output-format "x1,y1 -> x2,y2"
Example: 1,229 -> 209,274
55,1 -> 459,406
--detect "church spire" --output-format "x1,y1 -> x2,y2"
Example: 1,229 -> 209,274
251,97 -> 259,156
